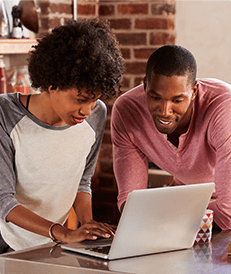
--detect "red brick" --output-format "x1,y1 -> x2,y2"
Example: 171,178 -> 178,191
118,4 -> 148,15
99,161 -> 114,174
108,97 -> 117,106
150,32 -> 175,45
135,77 -> 144,87
108,19 -> 131,30
121,77 -> 130,89
63,17 -> 73,24
102,131 -> 112,144
99,5 -> 115,16
49,18 -> 61,29
40,18 -> 49,30
168,19 -> 175,30
135,18 -> 173,30
125,62 -> 146,75
102,96 -> 115,106
106,104 -> 113,116
120,48 -> 131,59
77,4 -> 96,15
134,48 -> 157,59
116,33 -> 146,46
94,174 -> 116,189
151,3 -> 175,15
105,118 -> 111,130
99,144 -> 113,160
49,3 -> 72,14
39,30 -> 50,37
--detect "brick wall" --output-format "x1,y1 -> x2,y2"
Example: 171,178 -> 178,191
36,0 -> 73,36
36,0 -> 176,225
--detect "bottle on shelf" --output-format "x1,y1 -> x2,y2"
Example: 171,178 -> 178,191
14,74 -> 29,94
11,5 -> 23,39
0,55 -> 7,94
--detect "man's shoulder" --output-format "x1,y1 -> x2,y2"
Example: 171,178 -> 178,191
198,78 -> 231,93
196,78 -> 231,120
114,84 -> 145,107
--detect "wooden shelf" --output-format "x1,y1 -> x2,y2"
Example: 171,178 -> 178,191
0,39 -> 37,54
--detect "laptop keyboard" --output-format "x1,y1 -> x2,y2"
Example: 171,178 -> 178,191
86,245 -> 111,255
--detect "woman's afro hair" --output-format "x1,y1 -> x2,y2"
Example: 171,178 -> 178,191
28,18 -> 124,96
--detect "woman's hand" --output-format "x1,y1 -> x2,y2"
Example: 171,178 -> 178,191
6,204 -> 116,244
53,220 -> 116,243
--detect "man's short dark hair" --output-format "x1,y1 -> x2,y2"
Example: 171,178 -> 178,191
146,45 -> 197,87
28,18 -> 124,96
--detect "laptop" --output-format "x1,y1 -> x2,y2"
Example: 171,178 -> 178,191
61,182 -> 215,260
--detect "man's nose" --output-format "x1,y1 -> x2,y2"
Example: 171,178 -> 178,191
161,101 -> 172,117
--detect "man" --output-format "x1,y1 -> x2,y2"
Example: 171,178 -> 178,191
0,18 -> 124,253
111,45 -> 231,230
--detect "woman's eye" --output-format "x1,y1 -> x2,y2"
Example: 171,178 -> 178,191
77,99 -> 85,103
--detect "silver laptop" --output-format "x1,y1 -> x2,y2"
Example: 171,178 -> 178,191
61,182 -> 215,260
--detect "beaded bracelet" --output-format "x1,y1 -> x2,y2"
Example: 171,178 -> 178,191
48,223 -> 63,242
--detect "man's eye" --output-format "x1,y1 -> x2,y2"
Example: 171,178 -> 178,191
150,95 -> 161,101
173,99 -> 183,103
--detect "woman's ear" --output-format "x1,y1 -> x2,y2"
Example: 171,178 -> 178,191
48,86 -> 59,93
48,85 -> 53,93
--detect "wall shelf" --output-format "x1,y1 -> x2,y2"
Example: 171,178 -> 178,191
0,39 -> 37,54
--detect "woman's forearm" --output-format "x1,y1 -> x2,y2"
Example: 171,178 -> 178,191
73,192 -> 93,225
6,204 -> 69,242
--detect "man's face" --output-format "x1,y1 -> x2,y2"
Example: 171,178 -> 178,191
144,73 -> 197,135
49,87 -> 102,126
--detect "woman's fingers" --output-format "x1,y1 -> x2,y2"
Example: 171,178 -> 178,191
66,220 -> 117,243
80,221 -> 116,239
102,223 -> 117,233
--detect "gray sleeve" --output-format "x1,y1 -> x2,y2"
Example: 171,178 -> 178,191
0,121 -> 20,222
77,100 -> 107,194
0,94 -> 23,221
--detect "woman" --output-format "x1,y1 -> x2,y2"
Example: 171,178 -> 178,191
0,18 -> 124,252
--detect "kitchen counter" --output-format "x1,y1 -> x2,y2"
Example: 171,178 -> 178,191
0,230 -> 231,274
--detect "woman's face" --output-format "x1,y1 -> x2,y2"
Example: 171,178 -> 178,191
49,87 -> 102,126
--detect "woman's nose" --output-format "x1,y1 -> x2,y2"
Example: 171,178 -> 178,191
79,102 -> 96,116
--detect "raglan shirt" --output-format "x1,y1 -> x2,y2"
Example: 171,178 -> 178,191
111,78 -> 231,230
0,92 -> 106,250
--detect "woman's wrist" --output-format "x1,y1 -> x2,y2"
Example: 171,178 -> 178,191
49,223 -> 69,243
